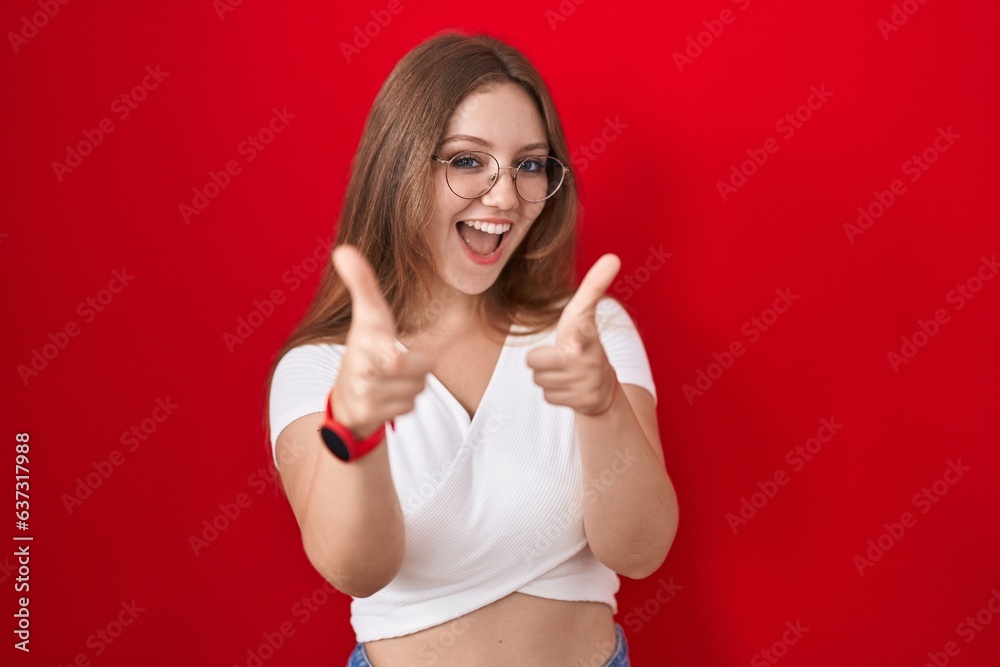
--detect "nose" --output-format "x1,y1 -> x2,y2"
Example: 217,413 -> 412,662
479,166 -> 519,210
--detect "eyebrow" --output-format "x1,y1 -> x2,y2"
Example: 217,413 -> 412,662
438,134 -> 550,153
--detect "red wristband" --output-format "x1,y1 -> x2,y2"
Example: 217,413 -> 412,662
319,392 -> 393,462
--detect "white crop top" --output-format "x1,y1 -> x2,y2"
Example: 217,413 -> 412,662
268,296 -> 657,642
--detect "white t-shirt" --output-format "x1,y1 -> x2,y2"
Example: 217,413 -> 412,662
268,296 -> 657,642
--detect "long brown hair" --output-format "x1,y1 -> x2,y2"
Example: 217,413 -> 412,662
262,31 -> 579,459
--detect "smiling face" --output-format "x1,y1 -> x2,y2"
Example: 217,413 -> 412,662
425,81 -> 550,297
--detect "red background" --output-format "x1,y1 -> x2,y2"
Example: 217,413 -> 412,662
3,0 -> 999,665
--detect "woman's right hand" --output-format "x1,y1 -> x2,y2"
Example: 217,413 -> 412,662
330,244 -> 433,439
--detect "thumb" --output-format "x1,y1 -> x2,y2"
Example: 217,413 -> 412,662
332,244 -> 395,336
556,253 -> 621,348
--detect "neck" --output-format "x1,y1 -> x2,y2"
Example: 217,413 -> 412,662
404,278 -> 502,339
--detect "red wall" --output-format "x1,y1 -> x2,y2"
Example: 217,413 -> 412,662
4,0 -> 999,665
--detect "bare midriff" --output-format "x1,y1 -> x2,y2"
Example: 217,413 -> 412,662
362,592 -> 617,667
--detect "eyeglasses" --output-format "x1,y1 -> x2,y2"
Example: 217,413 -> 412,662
431,151 -> 568,203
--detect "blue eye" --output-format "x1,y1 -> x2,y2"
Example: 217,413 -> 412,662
452,154 -> 483,170
518,157 -> 547,174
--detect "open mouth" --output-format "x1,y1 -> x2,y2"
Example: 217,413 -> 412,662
456,220 -> 510,261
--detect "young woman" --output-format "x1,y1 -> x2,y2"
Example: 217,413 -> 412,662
264,32 -> 678,667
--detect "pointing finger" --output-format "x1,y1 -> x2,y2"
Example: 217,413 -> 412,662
557,253 -> 620,345
332,244 -> 395,336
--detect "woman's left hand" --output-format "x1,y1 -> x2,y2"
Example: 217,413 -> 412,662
526,254 -> 621,415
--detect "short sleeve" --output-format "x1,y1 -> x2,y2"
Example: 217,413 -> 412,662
595,297 -> 657,406
268,343 -> 346,470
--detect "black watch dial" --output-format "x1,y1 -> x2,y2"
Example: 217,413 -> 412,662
320,425 -> 352,461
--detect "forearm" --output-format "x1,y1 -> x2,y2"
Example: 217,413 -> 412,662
576,384 -> 679,578
285,243 -> 431,597
296,429 -> 405,598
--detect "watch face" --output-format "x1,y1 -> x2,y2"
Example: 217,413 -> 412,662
320,426 -> 351,461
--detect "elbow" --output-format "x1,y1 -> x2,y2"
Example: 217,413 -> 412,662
327,571 -> 396,599
600,505 -> 680,580
592,535 -> 667,580
301,531 -> 404,598
607,541 -> 670,580
619,561 -> 661,581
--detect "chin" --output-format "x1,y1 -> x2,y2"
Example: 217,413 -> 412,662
443,270 -> 500,297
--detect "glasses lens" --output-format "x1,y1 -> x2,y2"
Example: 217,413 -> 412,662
515,156 -> 566,202
445,151 -> 499,198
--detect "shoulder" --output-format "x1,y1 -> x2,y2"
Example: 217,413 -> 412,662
594,295 -> 639,334
268,342 -> 347,463
271,342 -> 347,387
592,296 -> 658,404
277,341 -> 346,366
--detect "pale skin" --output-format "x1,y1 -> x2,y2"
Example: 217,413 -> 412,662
275,82 -> 679,666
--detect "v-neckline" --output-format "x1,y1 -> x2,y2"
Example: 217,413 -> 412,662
395,323 -> 516,429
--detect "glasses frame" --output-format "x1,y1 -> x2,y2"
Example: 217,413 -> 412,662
430,151 -> 569,203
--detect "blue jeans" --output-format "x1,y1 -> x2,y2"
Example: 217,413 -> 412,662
347,622 -> 630,666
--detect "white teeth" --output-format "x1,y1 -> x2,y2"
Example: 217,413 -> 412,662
462,220 -> 510,235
